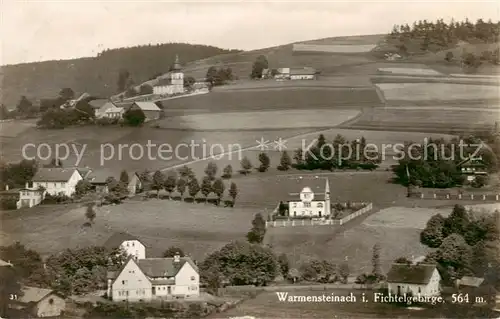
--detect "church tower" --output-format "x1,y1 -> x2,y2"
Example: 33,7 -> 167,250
324,178 -> 331,217
170,54 -> 184,94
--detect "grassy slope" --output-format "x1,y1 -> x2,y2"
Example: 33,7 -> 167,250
0,43 -> 240,108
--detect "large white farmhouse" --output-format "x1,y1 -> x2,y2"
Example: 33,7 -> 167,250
387,263 -> 441,297
107,254 -> 199,301
153,55 -> 184,96
287,177 -> 331,218
27,168 -> 82,197
104,232 -> 146,260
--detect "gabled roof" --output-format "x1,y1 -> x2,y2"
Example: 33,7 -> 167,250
77,167 -> 92,179
0,259 -> 12,267
387,263 -> 438,285
133,102 -> 161,112
32,168 -> 80,182
18,286 -> 58,304
137,257 -> 198,278
87,169 -> 115,184
280,176 -> 328,199
459,276 -> 485,287
103,232 -> 141,250
88,99 -> 109,109
290,67 -> 316,76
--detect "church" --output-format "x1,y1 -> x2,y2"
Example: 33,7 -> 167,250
287,177 -> 331,218
153,55 -> 184,95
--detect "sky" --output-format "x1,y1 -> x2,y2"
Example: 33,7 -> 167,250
1,0 -> 499,65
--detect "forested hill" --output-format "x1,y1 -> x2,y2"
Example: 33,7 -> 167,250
0,43 -> 241,108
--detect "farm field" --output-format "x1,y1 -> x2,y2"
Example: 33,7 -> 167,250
164,128 -> 455,177
292,43 -> 377,53
214,76 -> 374,90
213,289 -> 440,319
375,83 -> 500,101
347,107 -> 498,132
158,88 -> 383,113
300,34 -> 385,45
372,75 -> 500,85
0,119 -> 37,137
377,67 -> 443,76
158,109 -> 361,131
0,125 -> 320,175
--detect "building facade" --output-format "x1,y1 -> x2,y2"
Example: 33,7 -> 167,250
127,172 -> 142,195
287,178 -> 331,218
14,287 -> 66,318
107,254 -> 199,302
104,232 -> 146,260
153,55 -> 184,95
28,168 -> 82,197
387,263 -> 441,297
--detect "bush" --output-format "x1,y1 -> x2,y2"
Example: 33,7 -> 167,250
96,117 -> 118,126
471,175 -> 488,188
0,197 -> 18,210
42,193 -> 71,204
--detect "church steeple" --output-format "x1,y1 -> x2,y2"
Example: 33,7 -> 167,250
172,54 -> 181,71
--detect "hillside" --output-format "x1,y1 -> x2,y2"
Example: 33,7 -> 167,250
0,43 -> 241,108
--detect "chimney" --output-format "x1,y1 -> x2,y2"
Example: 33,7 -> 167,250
5,185 -> 8,191
25,182 -> 29,189
174,253 -> 180,263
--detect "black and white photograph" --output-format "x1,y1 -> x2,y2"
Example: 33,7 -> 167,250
1,1 -> 500,318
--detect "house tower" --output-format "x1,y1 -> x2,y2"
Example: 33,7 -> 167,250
324,178 -> 331,216
170,54 -> 184,94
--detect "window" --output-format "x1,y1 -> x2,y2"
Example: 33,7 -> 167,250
191,276 -> 195,281
122,280 -> 127,285
126,242 -> 129,247
292,202 -> 297,208
132,242 -> 135,247
317,202 -> 323,208
49,298 -> 54,305
304,202 -> 311,208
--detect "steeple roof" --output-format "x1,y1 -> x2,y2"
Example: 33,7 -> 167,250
172,54 -> 182,71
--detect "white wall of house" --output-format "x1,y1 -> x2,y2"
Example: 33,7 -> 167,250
33,294 -> 66,317
17,190 -> 44,209
173,261 -> 200,296
388,269 -> 441,297
32,170 -> 82,197
289,200 -> 327,217
120,240 -> 146,260
127,175 -> 142,195
110,259 -> 152,302
290,74 -> 315,80
151,280 -> 175,297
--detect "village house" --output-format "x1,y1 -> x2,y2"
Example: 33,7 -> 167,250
0,259 -> 13,267
386,263 -> 441,297
9,286 -> 66,318
274,67 -> 290,80
127,172 -> 142,195
289,67 -> 317,80
153,55 -> 184,96
459,157 -> 487,182
286,177 -> 331,218
104,232 -> 146,260
87,169 -> 113,193
94,101 -> 125,119
128,102 -> 162,122
27,168 -> 82,197
107,254 -> 199,302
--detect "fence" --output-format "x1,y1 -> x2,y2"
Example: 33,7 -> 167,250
265,203 -> 373,228
412,192 -> 500,201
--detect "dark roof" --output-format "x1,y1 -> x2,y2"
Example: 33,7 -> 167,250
88,99 -> 108,109
32,168 -> 80,182
290,67 -> 316,76
18,286 -> 60,304
137,257 -> 198,277
278,176 -> 327,199
459,276 -> 485,287
88,169 -> 115,184
103,232 -> 140,250
155,77 -> 173,87
77,167 -> 92,179
387,263 -> 437,285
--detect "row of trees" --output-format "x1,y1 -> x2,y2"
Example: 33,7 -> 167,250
389,18 -> 500,53
392,135 -> 498,189
420,204 -> 500,286
144,165 -> 239,206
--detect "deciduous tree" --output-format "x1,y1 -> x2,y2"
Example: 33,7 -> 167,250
421,214 -> 446,248
176,178 -> 187,199
278,151 -> 292,171
200,176 -> 212,202
163,173 -> 177,199
162,246 -> 185,258
204,161 -> 218,180
222,165 -> 233,179
229,182 -> 238,204
258,152 -> 270,172
247,213 -> 266,244
188,177 -> 200,199
212,178 -> 225,205
151,171 -> 165,198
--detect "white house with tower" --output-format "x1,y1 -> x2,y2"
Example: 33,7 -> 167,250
287,177 -> 331,218
153,55 -> 184,95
